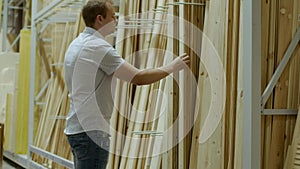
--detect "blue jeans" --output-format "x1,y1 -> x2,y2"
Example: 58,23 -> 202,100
66,131 -> 110,169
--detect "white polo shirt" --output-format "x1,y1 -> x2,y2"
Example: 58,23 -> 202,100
64,27 -> 124,135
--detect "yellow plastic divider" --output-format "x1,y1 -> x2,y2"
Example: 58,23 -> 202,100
15,29 -> 39,154
15,29 -> 31,154
14,29 -> 40,154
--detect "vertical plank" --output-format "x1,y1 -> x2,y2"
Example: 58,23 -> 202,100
270,0 -> 294,168
262,0 -> 278,168
4,93 -> 12,152
233,2 -> 243,168
260,0 -> 270,168
0,123 -> 3,166
224,0 -> 240,168
189,0 -> 227,168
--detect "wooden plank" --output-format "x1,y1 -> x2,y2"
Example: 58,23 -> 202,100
32,21 -> 77,167
108,0 -> 130,167
116,0 -> 174,168
283,108 -> 300,169
0,123 -> 4,166
24,0 -> 31,27
148,79 -> 168,169
117,1 -> 143,166
170,1 -> 179,168
270,0 -> 295,168
284,0 -> 299,161
285,0 -> 300,164
141,1 -> 171,168
164,2 -> 176,169
233,1 -> 243,168
224,0 -> 240,168
38,41 -> 51,78
262,0 -> 278,168
189,0 -> 227,168
260,0 -> 271,168
135,1 -> 164,168
178,1 -> 194,169
126,32 -> 168,169
4,94 -> 12,152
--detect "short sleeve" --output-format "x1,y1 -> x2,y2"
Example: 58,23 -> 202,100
100,47 -> 125,75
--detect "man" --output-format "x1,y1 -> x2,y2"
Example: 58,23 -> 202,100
64,0 -> 190,168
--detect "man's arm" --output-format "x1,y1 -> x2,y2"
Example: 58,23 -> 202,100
114,53 -> 190,85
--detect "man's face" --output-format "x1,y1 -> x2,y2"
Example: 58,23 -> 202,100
100,2 -> 117,36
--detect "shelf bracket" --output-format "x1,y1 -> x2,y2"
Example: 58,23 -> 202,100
262,26 -> 300,107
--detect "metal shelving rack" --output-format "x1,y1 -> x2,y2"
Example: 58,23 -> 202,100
28,1 -> 118,167
1,0 -> 27,52
242,1 -> 261,168
1,0 -> 297,168
28,0 -> 85,168
2,0 -> 9,51
243,0 -> 299,169
1,0 -> 47,168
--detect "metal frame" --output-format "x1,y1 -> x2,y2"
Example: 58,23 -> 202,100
1,0 -> 27,52
30,146 -> 73,168
262,26 -> 300,108
243,0 -> 300,168
28,0 -> 38,167
5,34 -> 20,52
33,0 -> 82,24
1,0 -> 296,168
3,0 -> 121,167
243,0 -> 261,169
28,0 -> 84,168
167,2 -> 205,6
3,151 -> 47,169
263,109 -> 298,115
2,0 -> 9,51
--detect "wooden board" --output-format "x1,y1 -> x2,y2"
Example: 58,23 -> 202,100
283,108 -> 300,169
189,0 -> 227,168
0,123 -> 3,166
270,0 -> 295,168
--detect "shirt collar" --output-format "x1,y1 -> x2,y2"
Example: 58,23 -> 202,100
83,27 -> 105,39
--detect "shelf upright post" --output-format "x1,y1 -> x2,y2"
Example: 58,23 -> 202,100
242,0 -> 261,169
28,0 -> 38,167
2,0 -> 9,51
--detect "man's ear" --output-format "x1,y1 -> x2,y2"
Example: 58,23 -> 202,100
97,15 -> 103,23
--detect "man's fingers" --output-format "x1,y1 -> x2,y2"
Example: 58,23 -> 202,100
179,53 -> 188,58
175,53 -> 190,68
181,55 -> 190,66
182,55 -> 190,61
181,55 -> 190,64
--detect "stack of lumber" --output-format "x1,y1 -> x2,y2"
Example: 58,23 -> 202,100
108,0 -> 298,168
26,0 -> 300,168
32,14 -> 85,168
108,0 -> 171,168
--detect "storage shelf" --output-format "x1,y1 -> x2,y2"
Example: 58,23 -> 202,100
3,150 -> 48,169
